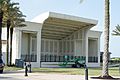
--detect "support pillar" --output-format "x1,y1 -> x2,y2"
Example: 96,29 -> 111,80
36,30 -> 41,67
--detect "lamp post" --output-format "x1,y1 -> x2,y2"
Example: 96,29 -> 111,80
28,62 -> 32,73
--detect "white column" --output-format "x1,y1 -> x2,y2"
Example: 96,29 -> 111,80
82,29 -> 87,62
57,40 -> 59,55
83,28 -> 90,66
12,29 -> 21,63
74,40 -> 76,56
17,30 -> 22,59
84,28 -> 92,67
85,31 -> 88,66
36,30 -> 41,67
82,29 -> 84,56
97,38 -> 100,66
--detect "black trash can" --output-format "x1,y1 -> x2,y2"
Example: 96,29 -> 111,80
15,59 -> 24,68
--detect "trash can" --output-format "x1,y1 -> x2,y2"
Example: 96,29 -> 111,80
15,59 -> 24,68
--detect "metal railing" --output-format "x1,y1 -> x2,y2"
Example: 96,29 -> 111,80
21,54 -> 98,63
88,56 -> 98,63
40,54 -> 86,62
109,60 -> 120,65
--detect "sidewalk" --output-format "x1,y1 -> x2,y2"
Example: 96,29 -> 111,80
0,72 -> 85,80
0,71 -> 119,80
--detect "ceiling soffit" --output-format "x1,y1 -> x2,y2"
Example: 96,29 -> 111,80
41,17 -> 95,40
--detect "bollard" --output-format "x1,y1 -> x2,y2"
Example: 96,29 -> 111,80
85,65 -> 88,80
25,62 -> 28,76
28,63 -> 32,73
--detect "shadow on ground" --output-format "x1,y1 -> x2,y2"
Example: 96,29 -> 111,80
0,77 -> 12,79
91,76 -> 120,80
0,77 -> 22,80
2,71 -> 24,74
32,70 -> 72,74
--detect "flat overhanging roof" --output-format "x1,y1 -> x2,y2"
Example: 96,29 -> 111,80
32,12 -> 98,40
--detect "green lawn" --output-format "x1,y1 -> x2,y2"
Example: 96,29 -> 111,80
4,66 -> 120,76
32,67 -> 120,76
4,66 -> 23,71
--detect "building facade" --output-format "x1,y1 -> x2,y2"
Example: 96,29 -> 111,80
10,12 -> 102,67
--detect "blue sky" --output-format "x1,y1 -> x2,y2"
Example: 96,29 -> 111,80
12,0 -> 120,57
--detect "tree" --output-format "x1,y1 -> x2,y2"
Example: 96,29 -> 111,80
0,0 -> 7,59
3,0 -> 11,65
6,20 -> 10,65
9,6 -> 26,65
112,25 -> 120,36
79,0 -> 114,79
2,0 -> 20,65
1,0 -> 26,65
101,0 -> 114,78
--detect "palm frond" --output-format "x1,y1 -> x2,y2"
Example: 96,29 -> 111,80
112,25 -> 120,36
10,2 -> 19,7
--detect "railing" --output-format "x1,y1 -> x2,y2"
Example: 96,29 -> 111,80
40,54 -> 86,62
109,60 -> 120,65
21,54 -> 98,63
88,56 -> 98,63
21,54 -> 37,62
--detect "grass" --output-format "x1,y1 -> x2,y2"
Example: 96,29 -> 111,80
4,66 -> 120,76
32,67 -> 120,76
4,66 -> 23,71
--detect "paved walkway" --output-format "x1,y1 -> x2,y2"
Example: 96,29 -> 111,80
0,71 -> 119,80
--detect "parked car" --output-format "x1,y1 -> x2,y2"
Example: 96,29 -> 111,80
0,59 -> 4,73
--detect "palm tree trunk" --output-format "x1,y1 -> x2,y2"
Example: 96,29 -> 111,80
102,0 -> 110,77
6,20 -> 10,65
10,27 -> 13,65
0,11 -> 3,59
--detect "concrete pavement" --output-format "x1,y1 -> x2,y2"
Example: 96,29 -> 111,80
0,71 -> 85,80
0,70 -> 119,80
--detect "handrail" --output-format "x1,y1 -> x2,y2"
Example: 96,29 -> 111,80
40,54 -> 86,62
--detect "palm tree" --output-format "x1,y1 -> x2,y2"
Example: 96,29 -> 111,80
3,0 -> 10,66
2,0 -> 26,65
6,19 -> 10,65
79,0 -> 113,78
112,25 -> 120,36
9,6 -> 26,65
2,0 -> 20,65
6,2 -> 19,66
0,0 -> 7,59
101,0 -> 114,78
